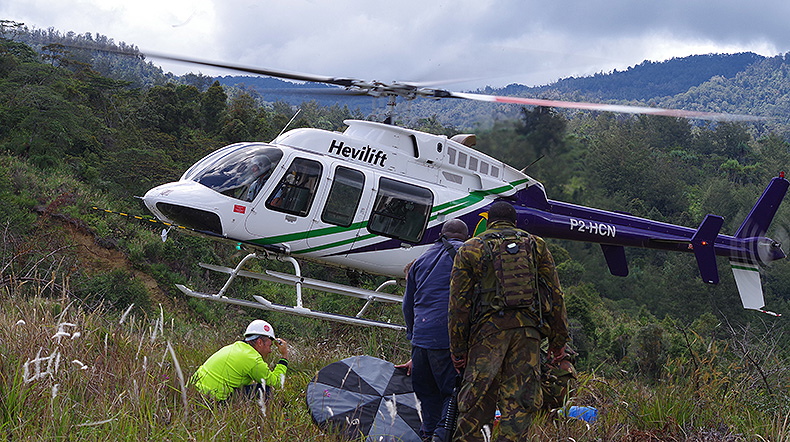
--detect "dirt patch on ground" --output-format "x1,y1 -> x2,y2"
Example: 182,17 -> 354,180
36,205 -> 173,309
66,223 -> 166,301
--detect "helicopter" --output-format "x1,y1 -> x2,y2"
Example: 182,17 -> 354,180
118,50 -> 788,329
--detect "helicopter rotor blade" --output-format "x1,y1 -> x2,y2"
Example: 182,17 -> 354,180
139,50 -> 359,88
74,45 -> 763,122
446,91 -> 764,122
253,87 -> 371,97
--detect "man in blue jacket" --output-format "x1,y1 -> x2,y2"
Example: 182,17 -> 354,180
398,219 -> 469,442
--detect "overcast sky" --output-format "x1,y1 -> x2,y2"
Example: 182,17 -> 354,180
3,0 -> 789,90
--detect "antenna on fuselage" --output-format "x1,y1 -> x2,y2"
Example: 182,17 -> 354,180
277,108 -> 302,139
520,155 -> 544,173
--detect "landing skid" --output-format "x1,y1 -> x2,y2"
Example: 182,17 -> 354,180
177,253 -> 405,331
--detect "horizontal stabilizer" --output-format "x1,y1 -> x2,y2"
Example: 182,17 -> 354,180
692,215 -> 723,284
600,244 -> 628,276
730,261 -> 766,310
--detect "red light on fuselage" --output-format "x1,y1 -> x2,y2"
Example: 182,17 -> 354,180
781,171 -> 786,179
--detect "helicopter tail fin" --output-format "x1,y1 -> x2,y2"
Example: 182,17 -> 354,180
729,174 -> 788,316
735,175 -> 789,239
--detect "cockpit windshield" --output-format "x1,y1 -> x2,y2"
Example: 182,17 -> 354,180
187,146 -> 283,202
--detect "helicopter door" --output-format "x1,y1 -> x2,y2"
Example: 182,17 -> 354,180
245,157 -> 323,250
305,165 -> 367,253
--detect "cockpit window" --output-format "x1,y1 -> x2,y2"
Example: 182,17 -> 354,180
367,177 -> 433,243
187,146 -> 283,202
266,158 -> 323,217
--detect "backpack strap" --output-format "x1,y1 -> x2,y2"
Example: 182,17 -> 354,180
439,234 -> 458,260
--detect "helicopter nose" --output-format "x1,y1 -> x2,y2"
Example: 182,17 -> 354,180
156,202 -> 223,235
142,183 -> 224,236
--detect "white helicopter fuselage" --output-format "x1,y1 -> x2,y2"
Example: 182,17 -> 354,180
142,119 -> 538,277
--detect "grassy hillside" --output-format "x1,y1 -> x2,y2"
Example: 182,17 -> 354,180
4,27 -> 790,441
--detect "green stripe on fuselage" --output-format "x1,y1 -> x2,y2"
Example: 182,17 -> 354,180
250,178 -> 531,254
249,220 -> 368,246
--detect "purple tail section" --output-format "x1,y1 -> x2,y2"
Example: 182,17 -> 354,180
735,176 -> 789,239
691,215 -> 724,284
600,244 -> 628,276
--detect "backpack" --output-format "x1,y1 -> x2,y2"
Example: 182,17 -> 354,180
477,229 -> 545,319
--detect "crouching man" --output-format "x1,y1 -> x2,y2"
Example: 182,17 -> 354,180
192,319 -> 289,402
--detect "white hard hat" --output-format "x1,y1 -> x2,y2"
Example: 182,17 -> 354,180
244,319 -> 276,341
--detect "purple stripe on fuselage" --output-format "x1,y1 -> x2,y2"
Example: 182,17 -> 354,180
331,208 -> 493,257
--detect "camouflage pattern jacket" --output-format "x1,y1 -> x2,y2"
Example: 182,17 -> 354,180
449,220 -> 569,356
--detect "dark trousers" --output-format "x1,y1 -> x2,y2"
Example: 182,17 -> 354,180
411,346 -> 458,442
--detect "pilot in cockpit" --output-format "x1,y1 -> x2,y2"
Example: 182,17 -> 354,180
245,160 -> 274,202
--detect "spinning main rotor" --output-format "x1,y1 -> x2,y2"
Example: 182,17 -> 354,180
85,46 -> 762,123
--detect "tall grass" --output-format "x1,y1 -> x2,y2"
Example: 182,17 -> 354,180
3,280 -> 789,442
0,276 -> 371,441
2,278 -> 790,441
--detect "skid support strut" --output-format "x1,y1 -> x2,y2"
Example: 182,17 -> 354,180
177,254 -> 405,331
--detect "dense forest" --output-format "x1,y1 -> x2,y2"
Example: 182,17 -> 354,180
3,21 -> 790,439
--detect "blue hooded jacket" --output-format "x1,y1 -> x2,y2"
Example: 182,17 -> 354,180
402,238 -> 463,349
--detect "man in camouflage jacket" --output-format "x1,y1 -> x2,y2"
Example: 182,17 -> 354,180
449,201 -> 568,441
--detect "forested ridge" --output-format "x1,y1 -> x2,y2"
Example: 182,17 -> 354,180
3,21 -> 790,440
9,21 -> 790,132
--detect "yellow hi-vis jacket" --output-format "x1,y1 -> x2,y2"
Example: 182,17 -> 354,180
191,341 -> 288,401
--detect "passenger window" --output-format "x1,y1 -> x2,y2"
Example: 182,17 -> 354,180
368,177 -> 433,243
447,147 -> 457,165
457,152 -> 467,168
266,158 -> 323,217
322,166 -> 365,227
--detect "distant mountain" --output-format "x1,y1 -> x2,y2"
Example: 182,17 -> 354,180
215,75 -> 331,93
214,75 -> 383,114
659,53 -> 790,133
412,52 -> 788,130
508,52 -> 765,101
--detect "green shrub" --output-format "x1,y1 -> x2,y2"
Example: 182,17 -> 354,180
75,269 -> 151,313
